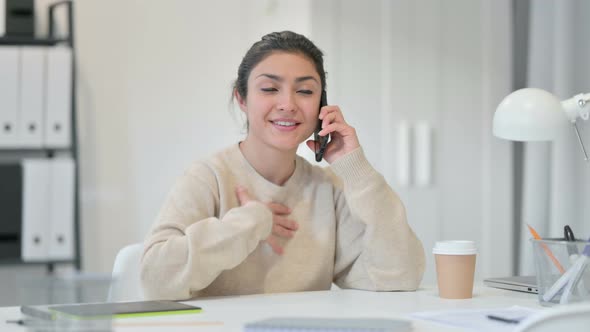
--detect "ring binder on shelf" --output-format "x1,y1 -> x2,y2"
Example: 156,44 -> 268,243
44,46 -> 72,148
21,159 -> 51,262
19,46 -> 45,148
0,47 -> 19,148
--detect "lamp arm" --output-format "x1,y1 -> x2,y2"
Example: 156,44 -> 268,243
561,93 -> 590,122
561,93 -> 590,161
572,122 -> 589,161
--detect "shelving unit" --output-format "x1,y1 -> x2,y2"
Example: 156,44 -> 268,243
0,1 -> 80,272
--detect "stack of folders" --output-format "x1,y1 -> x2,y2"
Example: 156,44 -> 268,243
243,317 -> 411,332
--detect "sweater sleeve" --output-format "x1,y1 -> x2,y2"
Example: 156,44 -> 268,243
329,148 -> 425,291
140,163 -> 273,300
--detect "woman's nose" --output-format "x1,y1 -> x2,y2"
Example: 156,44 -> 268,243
277,91 -> 296,112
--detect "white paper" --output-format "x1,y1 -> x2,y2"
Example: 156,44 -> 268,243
410,306 -> 539,332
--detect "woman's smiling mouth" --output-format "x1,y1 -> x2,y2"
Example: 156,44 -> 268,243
270,119 -> 301,131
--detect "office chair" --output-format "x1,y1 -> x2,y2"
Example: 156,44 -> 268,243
515,302 -> 590,332
108,243 -> 144,302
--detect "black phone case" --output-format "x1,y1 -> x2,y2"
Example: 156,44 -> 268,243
315,91 -> 329,162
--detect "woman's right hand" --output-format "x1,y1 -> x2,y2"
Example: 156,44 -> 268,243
236,186 -> 298,255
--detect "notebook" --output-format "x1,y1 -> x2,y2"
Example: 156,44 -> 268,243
483,275 -> 538,294
21,300 -> 201,320
243,317 -> 411,332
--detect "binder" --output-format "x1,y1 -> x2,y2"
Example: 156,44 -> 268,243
18,46 -> 46,148
0,47 -> 20,148
44,46 -> 72,148
21,159 -> 51,262
48,158 -> 75,260
0,163 -> 23,260
0,0 -> 5,36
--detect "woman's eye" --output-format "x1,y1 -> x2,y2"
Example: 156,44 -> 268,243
261,88 -> 278,92
298,90 -> 313,95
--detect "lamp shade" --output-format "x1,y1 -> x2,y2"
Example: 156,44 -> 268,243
493,88 -> 569,141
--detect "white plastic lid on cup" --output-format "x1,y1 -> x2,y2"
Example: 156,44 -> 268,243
433,241 -> 477,255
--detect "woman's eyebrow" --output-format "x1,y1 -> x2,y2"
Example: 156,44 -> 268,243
256,73 -> 282,81
255,74 -> 319,84
295,76 -> 319,84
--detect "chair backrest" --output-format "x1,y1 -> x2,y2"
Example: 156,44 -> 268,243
515,303 -> 590,332
108,243 -> 144,302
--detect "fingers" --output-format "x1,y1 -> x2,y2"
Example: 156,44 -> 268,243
266,236 -> 284,255
267,202 -> 291,215
267,217 -> 299,255
273,215 -> 299,231
321,110 -> 341,130
318,106 -> 351,137
271,215 -> 298,238
268,213 -> 298,255
235,186 -> 251,206
305,139 -> 316,152
235,192 -> 297,255
319,105 -> 343,121
318,121 -> 353,137
272,224 -> 295,238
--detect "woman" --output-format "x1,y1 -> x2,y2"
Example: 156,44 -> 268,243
140,31 -> 425,300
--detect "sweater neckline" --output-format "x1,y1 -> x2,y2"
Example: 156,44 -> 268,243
232,143 -> 305,193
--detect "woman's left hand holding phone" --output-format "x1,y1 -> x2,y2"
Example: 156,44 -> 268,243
236,186 -> 299,255
306,105 -> 360,164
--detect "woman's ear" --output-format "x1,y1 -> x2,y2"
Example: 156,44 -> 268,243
234,89 -> 247,113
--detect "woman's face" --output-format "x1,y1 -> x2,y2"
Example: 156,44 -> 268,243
238,51 -> 322,152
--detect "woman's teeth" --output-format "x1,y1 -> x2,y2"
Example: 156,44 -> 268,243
274,121 -> 296,126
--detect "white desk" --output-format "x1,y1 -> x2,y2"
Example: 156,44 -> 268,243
0,284 -> 542,331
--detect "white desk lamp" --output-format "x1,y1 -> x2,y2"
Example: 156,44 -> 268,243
493,88 -> 590,160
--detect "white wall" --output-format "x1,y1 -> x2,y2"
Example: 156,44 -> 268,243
309,0 -> 513,283
0,1 -> 514,300
74,0 -> 313,273
518,0 -> 590,275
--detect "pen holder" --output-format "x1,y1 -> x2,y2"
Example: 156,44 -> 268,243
531,239 -> 590,306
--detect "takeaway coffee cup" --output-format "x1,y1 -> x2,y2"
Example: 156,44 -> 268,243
433,241 -> 477,299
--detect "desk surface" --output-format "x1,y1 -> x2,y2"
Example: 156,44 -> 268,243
0,284 -> 542,331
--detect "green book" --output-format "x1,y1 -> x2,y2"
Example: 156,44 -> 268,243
21,300 -> 201,320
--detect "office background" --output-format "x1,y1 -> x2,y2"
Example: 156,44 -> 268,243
0,0 -> 589,306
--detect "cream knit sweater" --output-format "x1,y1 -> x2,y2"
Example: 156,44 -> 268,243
140,144 -> 425,300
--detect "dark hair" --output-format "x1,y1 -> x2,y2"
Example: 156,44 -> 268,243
233,31 -> 326,101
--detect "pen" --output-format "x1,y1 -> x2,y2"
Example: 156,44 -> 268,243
5,318 -> 57,329
486,315 -> 521,324
5,319 -> 45,326
527,224 -> 565,274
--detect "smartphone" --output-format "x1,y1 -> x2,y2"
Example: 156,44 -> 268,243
314,90 -> 329,162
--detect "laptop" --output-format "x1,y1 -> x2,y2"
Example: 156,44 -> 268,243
483,276 -> 538,294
